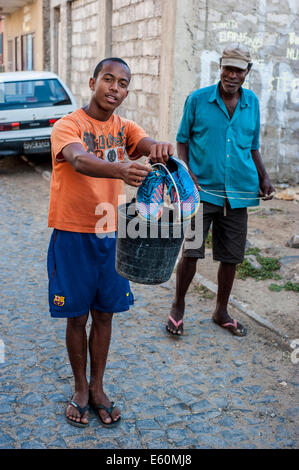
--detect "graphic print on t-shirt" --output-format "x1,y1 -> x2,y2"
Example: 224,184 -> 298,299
83,125 -> 126,162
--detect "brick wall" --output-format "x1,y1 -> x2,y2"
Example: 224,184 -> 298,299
112,0 -> 162,139
70,0 -> 99,107
172,0 -> 299,183
62,0 -> 163,140
50,0 -> 298,182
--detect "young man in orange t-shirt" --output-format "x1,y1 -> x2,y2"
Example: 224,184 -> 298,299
47,58 -> 174,427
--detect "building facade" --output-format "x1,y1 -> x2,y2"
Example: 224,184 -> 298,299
1,0 -> 50,73
0,0 -> 298,182
49,0 -> 299,183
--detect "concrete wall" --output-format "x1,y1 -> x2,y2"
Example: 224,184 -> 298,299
171,0 -> 299,183
48,0 -> 299,182
50,0 -> 164,138
50,0 -> 112,106
42,0 -> 51,70
70,0 -> 99,105
111,0 -> 162,139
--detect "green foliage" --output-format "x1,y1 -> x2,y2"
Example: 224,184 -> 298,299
269,281 -> 299,292
268,283 -> 283,292
191,284 -> 215,299
205,231 -> 212,248
284,281 -> 299,292
245,247 -> 260,256
237,247 -> 281,281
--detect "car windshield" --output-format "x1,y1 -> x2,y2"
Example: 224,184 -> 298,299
0,78 -> 72,109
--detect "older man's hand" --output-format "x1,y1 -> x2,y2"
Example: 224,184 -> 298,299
259,176 -> 275,200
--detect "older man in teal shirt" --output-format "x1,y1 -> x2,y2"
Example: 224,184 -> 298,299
167,43 -> 274,337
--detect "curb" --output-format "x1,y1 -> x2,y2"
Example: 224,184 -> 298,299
20,155 -> 52,182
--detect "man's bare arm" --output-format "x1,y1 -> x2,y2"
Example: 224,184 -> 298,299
62,142 -> 150,187
251,149 -> 275,199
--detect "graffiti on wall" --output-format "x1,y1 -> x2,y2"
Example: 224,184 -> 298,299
199,53 -> 298,123
213,21 -> 264,55
287,32 -> 299,61
199,19 -> 299,127
197,17 -> 298,177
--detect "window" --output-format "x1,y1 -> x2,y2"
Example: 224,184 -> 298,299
0,78 -> 72,110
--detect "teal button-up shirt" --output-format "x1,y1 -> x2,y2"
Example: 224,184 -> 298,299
176,82 -> 260,208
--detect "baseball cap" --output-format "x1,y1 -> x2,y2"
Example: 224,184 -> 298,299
221,43 -> 252,70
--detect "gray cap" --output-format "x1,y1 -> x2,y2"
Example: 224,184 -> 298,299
221,43 -> 252,70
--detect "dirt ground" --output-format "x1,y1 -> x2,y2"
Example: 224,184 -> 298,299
1,155 -> 298,450
191,189 -> 299,340
4,152 -> 297,342
126,182 -> 299,340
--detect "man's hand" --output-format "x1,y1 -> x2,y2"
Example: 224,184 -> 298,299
135,138 -> 174,164
118,161 -> 151,187
251,150 -> 275,201
259,175 -> 275,200
149,141 -> 174,164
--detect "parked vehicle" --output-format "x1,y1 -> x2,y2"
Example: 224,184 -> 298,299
0,71 -> 77,157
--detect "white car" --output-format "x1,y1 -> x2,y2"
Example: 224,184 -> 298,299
0,71 -> 77,157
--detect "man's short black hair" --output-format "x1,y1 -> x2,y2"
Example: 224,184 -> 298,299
93,58 -> 131,79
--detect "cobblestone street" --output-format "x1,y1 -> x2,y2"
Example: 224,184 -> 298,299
0,156 -> 298,449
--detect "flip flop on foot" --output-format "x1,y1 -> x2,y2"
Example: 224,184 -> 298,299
65,399 -> 89,428
166,315 -> 183,336
89,401 -> 121,427
213,318 -> 247,337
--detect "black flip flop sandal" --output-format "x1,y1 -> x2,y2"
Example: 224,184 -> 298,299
89,401 -> 121,427
65,399 -> 89,428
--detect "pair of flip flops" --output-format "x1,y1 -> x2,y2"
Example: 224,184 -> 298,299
166,315 -> 246,337
66,399 -> 121,428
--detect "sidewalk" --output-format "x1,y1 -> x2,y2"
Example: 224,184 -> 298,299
0,168 -> 298,449
194,195 -> 299,340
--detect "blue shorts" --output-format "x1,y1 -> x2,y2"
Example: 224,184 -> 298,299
47,230 -> 134,318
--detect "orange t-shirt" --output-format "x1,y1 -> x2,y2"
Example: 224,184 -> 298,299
48,108 -> 148,233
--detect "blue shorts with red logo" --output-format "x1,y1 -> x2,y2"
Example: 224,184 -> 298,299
47,230 -> 134,318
